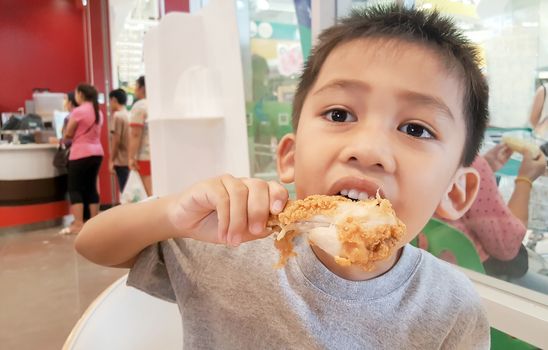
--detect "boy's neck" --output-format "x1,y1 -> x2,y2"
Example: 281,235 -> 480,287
310,245 -> 403,281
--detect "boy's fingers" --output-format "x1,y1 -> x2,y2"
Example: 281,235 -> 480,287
267,181 -> 289,214
203,179 -> 230,244
220,174 -> 248,246
242,178 -> 270,236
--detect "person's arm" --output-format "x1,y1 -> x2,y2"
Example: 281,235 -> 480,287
529,85 -> 545,127
507,150 -> 547,225
75,195 -> 180,268
128,125 -> 143,170
109,117 -> 121,172
459,157 -> 527,260
75,175 -> 288,268
128,105 -> 145,170
63,117 -> 78,140
482,143 -> 513,173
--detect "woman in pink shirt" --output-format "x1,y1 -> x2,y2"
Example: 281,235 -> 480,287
442,143 -> 546,275
61,84 -> 104,234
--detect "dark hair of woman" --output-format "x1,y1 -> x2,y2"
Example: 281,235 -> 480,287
76,84 -> 100,124
136,75 -> 145,89
66,91 -> 79,109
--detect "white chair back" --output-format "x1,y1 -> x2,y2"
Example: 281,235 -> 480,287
63,274 -> 182,350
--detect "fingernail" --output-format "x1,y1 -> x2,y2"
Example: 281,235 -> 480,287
231,235 -> 241,247
250,223 -> 263,235
272,200 -> 283,213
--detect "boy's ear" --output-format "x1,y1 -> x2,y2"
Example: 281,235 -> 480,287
435,167 -> 480,221
277,133 -> 296,184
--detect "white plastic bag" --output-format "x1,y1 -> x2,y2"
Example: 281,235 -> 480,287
121,170 -> 148,204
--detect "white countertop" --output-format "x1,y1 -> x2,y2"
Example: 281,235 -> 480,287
0,143 -> 57,150
0,143 -> 62,180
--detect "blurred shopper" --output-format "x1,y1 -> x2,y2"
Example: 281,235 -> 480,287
108,89 -> 130,193
61,84 -> 104,235
440,144 -> 548,293
128,75 -> 152,195
529,83 -> 548,138
50,92 -> 79,145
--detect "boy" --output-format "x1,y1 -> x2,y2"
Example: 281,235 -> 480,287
76,4 -> 490,349
108,88 -> 130,192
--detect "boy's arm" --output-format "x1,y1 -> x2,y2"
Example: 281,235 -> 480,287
75,195 -> 180,268
75,175 -> 288,268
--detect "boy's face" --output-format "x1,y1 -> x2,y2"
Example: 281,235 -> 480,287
109,97 -> 118,112
278,38 -> 477,245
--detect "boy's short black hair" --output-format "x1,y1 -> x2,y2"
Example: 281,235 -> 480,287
292,3 -> 489,166
109,88 -> 127,105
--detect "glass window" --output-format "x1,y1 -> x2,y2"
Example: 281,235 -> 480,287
239,0 -> 310,187
109,0 -> 160,94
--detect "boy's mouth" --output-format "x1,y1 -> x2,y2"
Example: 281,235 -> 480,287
337,189 -> 376,201
330,177 -> 385,201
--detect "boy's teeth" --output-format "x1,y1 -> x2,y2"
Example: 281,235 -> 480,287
358,192 -> 369,201
338,188 -> 373,200
347,189 -> 359,199
341,188 -> 370,200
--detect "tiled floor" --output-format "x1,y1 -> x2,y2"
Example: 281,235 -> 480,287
0,226 -> 128,350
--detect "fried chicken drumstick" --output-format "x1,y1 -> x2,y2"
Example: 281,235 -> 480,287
268,194 -> 406,271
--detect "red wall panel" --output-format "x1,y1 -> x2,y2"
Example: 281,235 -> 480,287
85,0 -> 115,206
0,0 -> 86,113
165,0 -> 189,13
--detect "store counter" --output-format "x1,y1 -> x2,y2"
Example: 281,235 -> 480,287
0,143 -> 69,229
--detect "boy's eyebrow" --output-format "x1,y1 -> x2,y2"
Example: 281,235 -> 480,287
313,79 -> 455,121
312,79 -> 370,96
398,91 -> 455,121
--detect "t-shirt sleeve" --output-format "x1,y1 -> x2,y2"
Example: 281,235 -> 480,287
126,242 -> 177,303
457,297 -> 490,349
70,107 -> 84,124
129,102 -> 146,127
440,276 -> 490,350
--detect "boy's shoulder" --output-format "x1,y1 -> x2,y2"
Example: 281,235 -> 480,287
411,247 -> 483,307
113,109 -> 129,120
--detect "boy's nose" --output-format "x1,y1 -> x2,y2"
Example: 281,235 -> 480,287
339,124 -> 397,174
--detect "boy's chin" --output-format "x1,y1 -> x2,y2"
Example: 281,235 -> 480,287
310,244 -> 403,281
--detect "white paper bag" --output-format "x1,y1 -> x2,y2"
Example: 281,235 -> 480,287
121,170 -> 148,204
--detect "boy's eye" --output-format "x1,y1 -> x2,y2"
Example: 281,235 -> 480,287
323,109 -> 357,123
398,123 -> 435,139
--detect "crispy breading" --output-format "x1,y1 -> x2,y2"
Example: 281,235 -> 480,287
268,195 -> 406,271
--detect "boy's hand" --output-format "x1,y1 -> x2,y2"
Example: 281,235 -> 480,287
167,175 -> 289,246
518,150 -> 547,182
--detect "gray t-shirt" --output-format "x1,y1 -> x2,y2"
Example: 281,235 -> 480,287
128,236 -> 489,349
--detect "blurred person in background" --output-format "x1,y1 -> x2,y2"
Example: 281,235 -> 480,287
108,88 -> 130,194
529,83 -> 548,138
437,143 -> 548,293
128,75 -> 152,195
60,84 -> 104,235
49,92 -> 79,145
